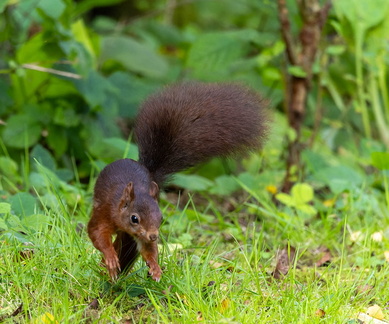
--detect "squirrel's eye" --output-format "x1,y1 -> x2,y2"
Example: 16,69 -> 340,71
131,215 -> 139,224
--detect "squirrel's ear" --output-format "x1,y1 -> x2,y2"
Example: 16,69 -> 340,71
120,182 -> 135,210
125,182 -> 135,201
149,181 -> 159,199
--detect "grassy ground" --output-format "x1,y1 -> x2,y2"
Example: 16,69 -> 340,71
1,180 -> 388,323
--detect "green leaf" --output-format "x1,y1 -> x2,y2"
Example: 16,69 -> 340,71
71,19 -> 97,63
46,125 -> 68,158
237,172 -> 262,192
275,193 -> 295,207
172,174 -> 213,191
2,115 -> 41,148
29,172 -> 48,192
210,175 -> 240,196
0,202 -> 11,214
73,70 -> 112,108
30,144 -> 57,171
291,183 -> 314,205
59,40 -> 94,75
54,106 -> 80,127
108,72 -> 158,118
297,204 -> 317,216
55,169 -> 74,182
21,214 -> 49,231
333,0 -> 389,31
371,152 -> 389,170
0,217 -> 7,230
90,137 -> 138,162
184,209 -> 214,223
288,65 -> 307,78
326,45 -> 346,56
262,67 -> 282,81
125,284 -> 146,298
37,0 -> 65,19
302,150 -> 329,173
100,35 -> 168,78
0,156 -> 20,181
186,30 -> 255,78
313,165 -> 364,194
176,233 -> 193,248
104,137 -> 135,160
9,192 -> 38,218
40,193 -> 61,210
4,214 -> 23,230
0,0 -> 11,13
256,41 -> 285,67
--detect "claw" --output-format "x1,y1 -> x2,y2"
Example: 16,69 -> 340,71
148,263 -> 162,281
105,253 -> 121,281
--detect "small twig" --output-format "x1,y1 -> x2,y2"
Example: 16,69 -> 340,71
277,0 -> 298,65
21,64 -> 82,79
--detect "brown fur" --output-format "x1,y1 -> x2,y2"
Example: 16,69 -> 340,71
88,82 -> 269,281
88,159 -> 162,280
135,82 -> 269,185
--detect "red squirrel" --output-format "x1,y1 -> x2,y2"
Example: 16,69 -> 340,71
87,82 -> 269,281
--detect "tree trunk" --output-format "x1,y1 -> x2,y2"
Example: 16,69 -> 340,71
277,0 -> 332,192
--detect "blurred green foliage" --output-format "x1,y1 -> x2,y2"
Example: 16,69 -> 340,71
0,0 -> 388,220
1,3 -> 389,322
0,0 -> 282,190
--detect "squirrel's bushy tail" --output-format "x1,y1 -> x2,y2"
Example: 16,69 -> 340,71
135,82 -> 270,186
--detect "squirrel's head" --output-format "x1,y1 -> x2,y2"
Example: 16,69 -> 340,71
118,181 -> 162,243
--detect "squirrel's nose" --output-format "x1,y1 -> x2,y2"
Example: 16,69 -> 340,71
149,233 -> 158,241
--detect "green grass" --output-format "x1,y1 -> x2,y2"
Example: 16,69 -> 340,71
1,182 -> 388,323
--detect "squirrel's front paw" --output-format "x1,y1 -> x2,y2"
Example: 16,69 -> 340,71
104,254 -> 121,281
147,262 -> 162,282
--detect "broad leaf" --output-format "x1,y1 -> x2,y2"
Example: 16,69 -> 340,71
291,183 -> 314,205
186,30 -> 255,79
9,192 -> 38,218
187,32 -> 246,70
0,203 -> 11,214
37,0 -> 65,19
21,214 -> 49,231
172,174 -> 213,191
371,152 -> 389,170
31,144 -> 57,171
313,165 -> 364,194
108,72 -> 158,118
100,35 -> 168,78
2,115 -> 41,148
275,193 -> 295,207
73,70 -> 113,109
210,175 -> 240,196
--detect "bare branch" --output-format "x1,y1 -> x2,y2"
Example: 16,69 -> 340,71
277,0 -> 298,65
21,64 -> 82,79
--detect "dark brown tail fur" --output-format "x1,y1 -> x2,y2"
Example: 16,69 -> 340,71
113,231 -> 139,274
135,82 -> 269,186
